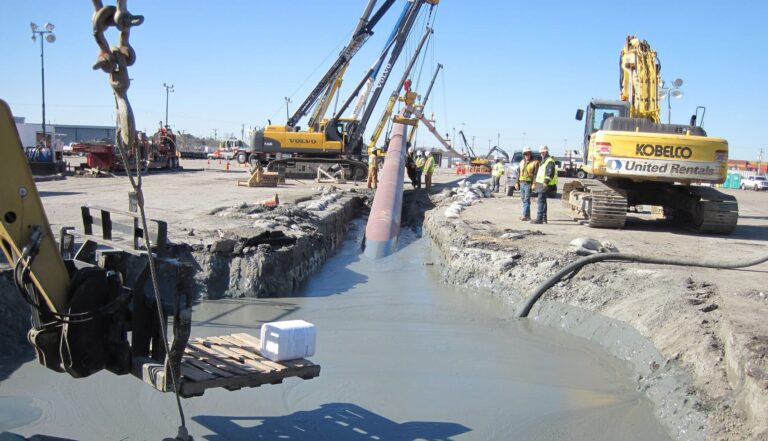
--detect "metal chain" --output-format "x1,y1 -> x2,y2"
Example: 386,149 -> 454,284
90,2 -> 190,440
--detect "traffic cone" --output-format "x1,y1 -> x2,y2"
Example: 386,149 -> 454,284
261,194 -> 279,207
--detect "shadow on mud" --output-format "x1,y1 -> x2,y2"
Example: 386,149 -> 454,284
193,402 -> 470,441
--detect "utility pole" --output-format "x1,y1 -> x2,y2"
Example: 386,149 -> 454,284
241,123 -> 245,141
163,83 -> 174,127
758,148 -> 764,175
213,128 -> 218,141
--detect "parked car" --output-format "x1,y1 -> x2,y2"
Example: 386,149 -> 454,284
740,175 -> 767,191
206,148 -> 236,160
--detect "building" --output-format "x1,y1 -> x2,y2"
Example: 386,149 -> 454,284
728,159 -> 767,174
14,117 -> 116,147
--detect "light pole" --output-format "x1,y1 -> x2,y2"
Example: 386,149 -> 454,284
163,83 -> 174,127
660,78 -> 683,124
284,97 -> 292,121
31,22 -> 55,148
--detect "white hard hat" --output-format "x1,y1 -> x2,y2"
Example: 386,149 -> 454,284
408,147 -> 415,153
522,145 -> 532,153
539,145 -> 549,153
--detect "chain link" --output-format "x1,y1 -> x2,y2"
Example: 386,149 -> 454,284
91,0 -> 143,147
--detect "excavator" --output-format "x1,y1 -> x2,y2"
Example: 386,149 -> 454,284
240,0 -> 439,179
458,130 -> 492,171
563,35 -> 738,233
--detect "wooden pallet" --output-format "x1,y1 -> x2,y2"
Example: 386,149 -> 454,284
178,332 -> 320,397
237,168 -> 280,187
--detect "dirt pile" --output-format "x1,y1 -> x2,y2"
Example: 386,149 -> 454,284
174,188 -> 369,299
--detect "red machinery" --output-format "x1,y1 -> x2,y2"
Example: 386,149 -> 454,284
73,127 -> 180,174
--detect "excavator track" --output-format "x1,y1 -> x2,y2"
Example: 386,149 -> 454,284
686,186 -> 738,234
562,179 -> 628,229
267,157 -> 368,180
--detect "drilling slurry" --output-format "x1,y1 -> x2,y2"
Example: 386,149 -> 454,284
0,221 -> 672,440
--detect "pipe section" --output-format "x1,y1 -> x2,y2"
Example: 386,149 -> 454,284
364,120 -> 407,258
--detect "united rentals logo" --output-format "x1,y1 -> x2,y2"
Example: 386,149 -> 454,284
604,157 -> 720,179
636,143 -> 692,159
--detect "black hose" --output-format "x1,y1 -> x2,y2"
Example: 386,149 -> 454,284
516,252 -> 768,318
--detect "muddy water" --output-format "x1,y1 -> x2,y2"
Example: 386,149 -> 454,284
0,221 -> 671,440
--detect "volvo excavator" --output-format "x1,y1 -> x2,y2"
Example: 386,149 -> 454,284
240,0 -> 439,179
563,35 -> 738,233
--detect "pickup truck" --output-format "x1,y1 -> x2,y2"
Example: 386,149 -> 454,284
741,175 -> 767,191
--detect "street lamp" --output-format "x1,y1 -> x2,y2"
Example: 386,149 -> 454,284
284,97 -> 292,121
660,78 -> 683,124
31,22 -> 55,148
163,83 -> 174,127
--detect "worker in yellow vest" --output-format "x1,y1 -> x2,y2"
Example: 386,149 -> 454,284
414,150 -> 426,189
491,158 -> 505,193
516,145 -> 539,221
423,150 -> 437,192
532,145 -> 557,224
367,148 -> 381,189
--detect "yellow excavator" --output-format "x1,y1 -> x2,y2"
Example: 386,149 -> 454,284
564,35 -> 737,233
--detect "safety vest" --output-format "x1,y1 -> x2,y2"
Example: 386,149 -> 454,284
424,155 -> 436,173
415,156 -> 425,169
492,162 -> 505,177
368,154 -> 378,171
535,156 -> 557,186
519,159 -> 537,182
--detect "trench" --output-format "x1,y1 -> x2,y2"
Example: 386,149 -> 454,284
0,217 -> 673,440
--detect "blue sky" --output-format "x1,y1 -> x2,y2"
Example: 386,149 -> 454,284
1,1 -> 765,160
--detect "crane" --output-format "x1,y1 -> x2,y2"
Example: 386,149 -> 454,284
563,35 -> 737,233
242,0 -> 439,179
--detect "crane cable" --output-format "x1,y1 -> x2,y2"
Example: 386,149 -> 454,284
91,2 -> 189,440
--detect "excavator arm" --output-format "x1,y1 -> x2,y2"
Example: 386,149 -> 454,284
619,35 -> 661,123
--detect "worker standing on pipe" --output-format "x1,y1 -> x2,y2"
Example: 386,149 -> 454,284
367,148 -> 381,189
532,145 -> 557,224
414,150 -> 425,189
424,150 -> 436,193
517,146 -> 539,221
491,158 -> 505,193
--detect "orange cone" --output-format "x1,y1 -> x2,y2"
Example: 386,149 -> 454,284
226,161 -> 230,172
261,193 -> 279,207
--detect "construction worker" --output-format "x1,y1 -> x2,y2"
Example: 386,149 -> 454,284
423,150 -> 437,192
367,149 -> 380,189
532,145 -> 557,224
406,146 -> 418,188
414,150 -> 425,189
516,146 -> 539,221
491,158 -> 505,193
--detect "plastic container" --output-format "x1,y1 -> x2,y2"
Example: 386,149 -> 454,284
259,320 -> 316,362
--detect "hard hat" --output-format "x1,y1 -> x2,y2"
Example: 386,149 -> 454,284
418,150 -> 425,156
539,145 -> 549,153
522,145 -> 532,153
408,147 -> 415,153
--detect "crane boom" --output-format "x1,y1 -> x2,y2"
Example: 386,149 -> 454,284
367,26 -> 433,151
407,63 -> 442,143
287,0 -> 395,128
342,0 -> 437,155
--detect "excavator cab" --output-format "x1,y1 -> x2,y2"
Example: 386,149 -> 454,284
577,99 -> 629,164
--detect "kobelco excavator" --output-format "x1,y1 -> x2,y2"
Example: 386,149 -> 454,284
564,35 -> 737,233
